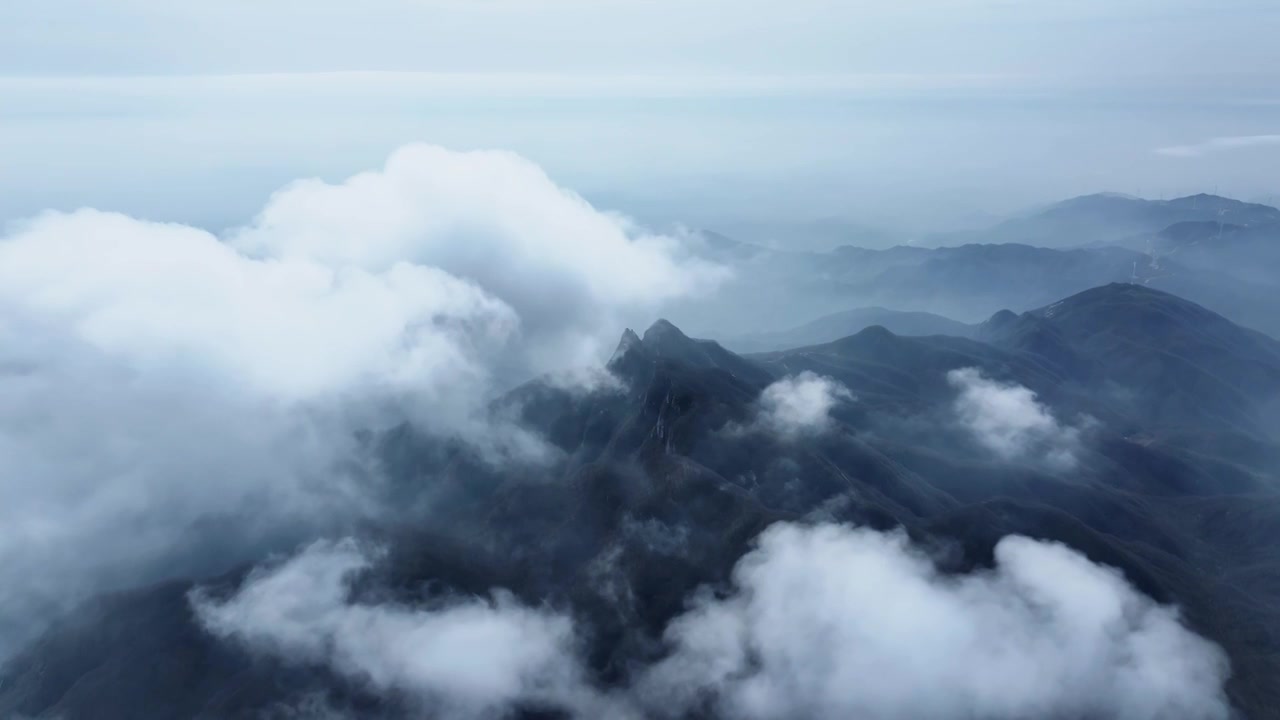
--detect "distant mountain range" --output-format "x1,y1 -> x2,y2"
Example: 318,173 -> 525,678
1113,219 -> 1280,287
676,193 -> 1280,342
5,284 -> 1279,719
726,306 -> 975,353
929,192 -> 1280,249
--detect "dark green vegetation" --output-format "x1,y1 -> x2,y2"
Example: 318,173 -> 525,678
3,283 -> 1279,719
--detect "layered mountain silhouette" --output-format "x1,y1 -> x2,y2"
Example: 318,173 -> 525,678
931,192 -> 1280,249
3,284 -> 1279,719
681,242 -> 1280,341
1114,219 -> 1280,287
726,306 -> 975,353
675,196 -> 1280,340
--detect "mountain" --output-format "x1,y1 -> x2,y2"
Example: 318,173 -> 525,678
725,306 -> 975,352
932,193 -> 1280,249
667,239 -> 936,337
1112,220 -> 1280,287
683,229 -> 771,263
981,284 -> 1280,439
4,287 -> 1280,719
673,225 -> 1280,342
702,218 -> 911,252
820,243 -> 1280,339
844,243 -> 1139,319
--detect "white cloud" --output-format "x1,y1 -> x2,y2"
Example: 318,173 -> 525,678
0,143 -> 719,658
2,144 -> 719,402
193,540 -> 631,720
231,144 -> 713,316
640,523 -> 1231,720
197,524 -> 1232,720
1,208 -> 513,401
1156,134 -> 1280,158
947,367 -> 1089,469
754,372 -> 852,438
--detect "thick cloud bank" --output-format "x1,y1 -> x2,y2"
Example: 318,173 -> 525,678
754,372 -> 852,438
643,523 -> 1230,720
195,524 -> 1230,720
2,145 -> 719,403
947,367 -> 1090,469
0,143 -> 718,657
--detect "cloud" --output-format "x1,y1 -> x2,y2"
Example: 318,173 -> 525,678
1,208 -> 513,402
192,540 -> 619,720
753,372 -> 852,438
0,143 -> 719,658
947,367 -> 1090,469
197,524 -> 1231,720
640,523 -> 1231,720
1156,134 -> 1280,158
3,144 -> 719,402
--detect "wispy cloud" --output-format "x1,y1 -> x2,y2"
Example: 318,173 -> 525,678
726,372 -> 853,439
947,367 -> 1092,470
192,540 -> 619,720
1155,134 -> 1280,157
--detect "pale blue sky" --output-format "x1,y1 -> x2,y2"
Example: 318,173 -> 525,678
5,1 -> 1279,78
2,1 -> 1279,241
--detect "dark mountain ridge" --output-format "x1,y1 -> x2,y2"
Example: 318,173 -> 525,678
4,284 -> 1280,719
982,284 -> 1280,434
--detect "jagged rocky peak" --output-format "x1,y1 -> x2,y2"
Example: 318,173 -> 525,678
611,327 -> 643,363
613,319 -> 706,360
617,318 -> 776,387
607,319 -> 698,370
639,318 -> 711,364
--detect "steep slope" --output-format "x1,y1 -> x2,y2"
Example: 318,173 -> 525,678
982,284 -> 1280,437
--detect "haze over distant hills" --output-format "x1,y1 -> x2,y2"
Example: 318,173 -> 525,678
929,192 -> 1280,250
726,307 -> 976,353
672,192 -> 1280,344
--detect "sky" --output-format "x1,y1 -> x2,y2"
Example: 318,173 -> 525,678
2,0 -> 1280,243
